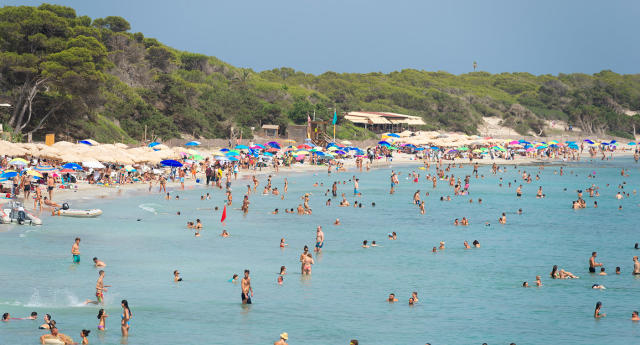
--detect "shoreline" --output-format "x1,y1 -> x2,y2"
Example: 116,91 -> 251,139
7,150 -> 634,219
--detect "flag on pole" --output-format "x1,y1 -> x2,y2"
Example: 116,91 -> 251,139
332,109 -> 337,140
221,205 -> 227,224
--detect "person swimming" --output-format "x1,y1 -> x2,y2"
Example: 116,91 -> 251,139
97,309 -> 107,330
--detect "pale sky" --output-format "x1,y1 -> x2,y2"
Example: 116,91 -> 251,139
6,0 -> 640,75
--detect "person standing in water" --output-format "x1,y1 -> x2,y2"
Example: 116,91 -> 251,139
241,270 -> 253,304
589,252 -> 603,273
633,256 -> 640,275
300,245 -> 309,273
121,300 -> 131,337
71,237 -> 81,263
85,270 -> 110,305
315,226 -> 324,253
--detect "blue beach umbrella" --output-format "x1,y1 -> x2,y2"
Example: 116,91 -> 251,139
262,152 -> 273,156
628,142 -> 636,146
378,141 -> 390,146
160,160 -> 183,167
34,164 -> 55,172
220,148 -> 229,152
228,156 -> 239,161
235,145 -> 249,149
267,141 -> 281,149
185,141 -> 201,146
226,151 -> 240,156
148,142 -> 160,148
0,171 -> 18,179
386,133 -> 400,138
62,163 -> 83,170
79,140 -> 93,146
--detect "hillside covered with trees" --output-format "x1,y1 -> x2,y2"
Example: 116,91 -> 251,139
1,4 -> 640,143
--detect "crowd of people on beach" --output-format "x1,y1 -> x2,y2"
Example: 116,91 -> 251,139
2,137 -> 640,344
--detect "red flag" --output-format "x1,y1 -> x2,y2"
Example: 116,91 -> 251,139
220,205 -> 227,224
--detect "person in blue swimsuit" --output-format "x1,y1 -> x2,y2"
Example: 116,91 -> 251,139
121,300 -> 131,337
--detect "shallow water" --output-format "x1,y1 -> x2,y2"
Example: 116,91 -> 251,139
1,158 -> 640,345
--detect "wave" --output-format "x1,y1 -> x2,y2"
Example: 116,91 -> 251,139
138,203 -> 162,214
4,288 -> 90,308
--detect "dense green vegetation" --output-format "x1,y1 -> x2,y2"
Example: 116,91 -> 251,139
1,4 -> 640,142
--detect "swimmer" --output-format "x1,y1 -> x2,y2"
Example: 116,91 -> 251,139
589,251 -> 603,273
80,330 -> 90,345
277,276 -> 284,285
362,240 -> 369,248
85,270 -> 110,305
280,238 -> 287,248
522,281 -> 529,287
315,226 -> 324,253
616,266 -> 621,275
439,241 -> 445,250
334,218 -> 341,225
272,208 -> 279,214
97,309 -> 108,331
432,246 -> 437,253
229,274 -> 239,283
594,301 -> 606,318
535,276 -> 542,287
599,267 -> 607,275
275,332 -> 289,345
592,284 -> 605,290
411,291 -> 419,302
301,253 -> 314,275
280,266 -> 287,275
174,270 -> 182,282
388,293 -> 398,302
499,213 -> 506,224
473,240 -> 480,248
371,241 -> 377,247
39,314 -> 52,329
71,237 -> 81,264
463,241 -> 470,249
221,229 -> 229,238
93,257 -> 106,267
632,311 -> 640,321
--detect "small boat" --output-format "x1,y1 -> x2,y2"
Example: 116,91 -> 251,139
1,200 -> 42,225
53,204 -> 102,218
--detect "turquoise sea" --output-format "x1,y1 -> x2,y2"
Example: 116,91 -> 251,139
1,158 -> 640,345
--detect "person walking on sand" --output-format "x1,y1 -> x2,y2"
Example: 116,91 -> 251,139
47,174 -> 55,201
71,237 -> 81,263
85,270 -> 110,305
241,270 -> 253,304
315,226 -> 324,253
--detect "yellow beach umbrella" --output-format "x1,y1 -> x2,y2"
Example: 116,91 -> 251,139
26,170 -> 43,178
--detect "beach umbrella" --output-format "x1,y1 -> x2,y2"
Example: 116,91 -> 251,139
334,150 -> 346,155
386,133 -> 400,138
509,140 -> 519,145
378,141 -> 390,146
584,139 -> 594,144
82,161 -> 106,169
185,141 -> 201,146
267,141 -> 281,149
191,154 -> 204,161
60,168 -> 77,173
62,162 -> 83,170
295,150 -> 310,155
283,139 -> 296,143
160,160 -> 183,167
628,142 -> 636,146
9,158 -> 28,166
1,171 -> 18,179
294,155 -> 305,161
415,147 -> 425,151
253,144 -> 266,149
568,144 -> 579,149
447,149 -> 457,153
297,144 -> 312,149
148,142 -> 160,148
79,139 -> 98,146
526,148 -> 535,152
266,148 -> 279,153
220,148 -> 229,152
124,165 -> 136,172
235,145 -> 249,149
431,146 -> 439,150
228,157 -> 239,162
458,147 -> 469,151
262,152 -> 273,157
226,151 -> 240,156
34,164 -> 55,172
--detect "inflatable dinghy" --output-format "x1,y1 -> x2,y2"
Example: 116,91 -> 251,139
1,201 -> 42,225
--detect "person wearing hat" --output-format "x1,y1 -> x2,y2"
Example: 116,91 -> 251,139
274,332 -> 288,345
